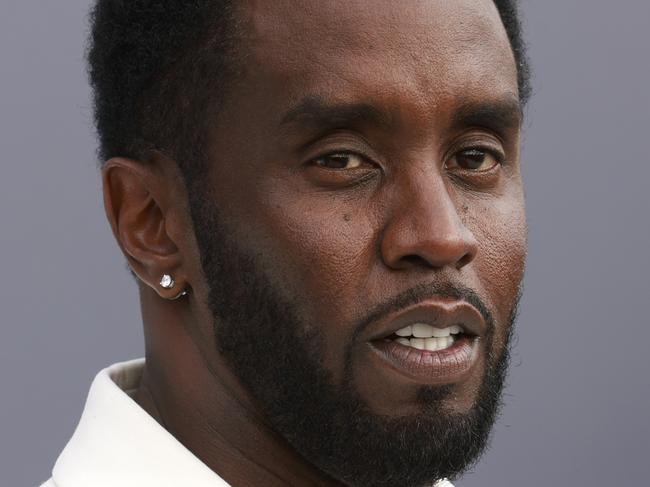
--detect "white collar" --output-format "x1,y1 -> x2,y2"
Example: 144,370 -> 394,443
46,359 -> 453,487
49,358 -> 228,487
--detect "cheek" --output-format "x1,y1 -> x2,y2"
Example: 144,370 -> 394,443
468,192 -> 527,343
250,192 -> 377,323
250,197 -> 379,378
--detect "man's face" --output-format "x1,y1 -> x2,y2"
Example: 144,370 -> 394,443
187,0 -> 525,485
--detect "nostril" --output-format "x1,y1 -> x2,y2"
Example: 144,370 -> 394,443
401,254 -> 429,267
456,251 -> 474,269
397,251 -> 474,270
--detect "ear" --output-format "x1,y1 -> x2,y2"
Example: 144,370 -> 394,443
102,156 -> 188,300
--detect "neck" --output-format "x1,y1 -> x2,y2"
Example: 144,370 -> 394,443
135,290 -> 342,487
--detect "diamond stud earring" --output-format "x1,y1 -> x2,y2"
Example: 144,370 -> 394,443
160,274 -> 175,289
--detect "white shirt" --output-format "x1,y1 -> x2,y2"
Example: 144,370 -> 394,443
40,359 -> 454,487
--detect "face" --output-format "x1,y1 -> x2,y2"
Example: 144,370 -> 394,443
186,0 -> 526,485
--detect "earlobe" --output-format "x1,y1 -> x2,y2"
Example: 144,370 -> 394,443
102,157 -> 188,299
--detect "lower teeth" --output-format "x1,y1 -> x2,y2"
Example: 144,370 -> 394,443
394,336 -> 457,352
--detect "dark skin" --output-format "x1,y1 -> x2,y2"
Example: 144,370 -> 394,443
103,0 -> 526,485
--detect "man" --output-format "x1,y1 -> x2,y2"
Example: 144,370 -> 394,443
42,0 -> 530,485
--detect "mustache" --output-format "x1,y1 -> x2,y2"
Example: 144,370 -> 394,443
352,281 -> 495,341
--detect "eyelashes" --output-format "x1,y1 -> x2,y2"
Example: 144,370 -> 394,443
446,147 -> 504,172
311,152 -> 370,170
309,146 -> 504,174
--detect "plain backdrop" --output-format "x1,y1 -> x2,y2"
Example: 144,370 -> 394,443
1,1 -> 649,486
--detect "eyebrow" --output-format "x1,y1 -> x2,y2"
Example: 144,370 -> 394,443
279,95 -> 523,135
280,96 -> 392,131
450,96 -> 523,133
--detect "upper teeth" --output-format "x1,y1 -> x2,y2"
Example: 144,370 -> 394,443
394,323 -> 462,338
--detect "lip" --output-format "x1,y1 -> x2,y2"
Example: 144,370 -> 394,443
369,336 -> 480,384
365,298 -> 486,385
366,298 -> 487,341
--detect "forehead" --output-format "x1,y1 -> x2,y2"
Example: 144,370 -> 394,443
235,0 -> 518,111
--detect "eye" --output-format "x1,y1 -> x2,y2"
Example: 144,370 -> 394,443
313,152 -> 367,170
448,148 -> 502,172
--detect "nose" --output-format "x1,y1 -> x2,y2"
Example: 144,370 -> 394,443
380,177 -> 478,271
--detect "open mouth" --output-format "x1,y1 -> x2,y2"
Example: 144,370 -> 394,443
369,323 -> 480,384
364,299 -> 485,384
382,323 -> 467,352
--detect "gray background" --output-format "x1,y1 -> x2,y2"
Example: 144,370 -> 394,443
1,0 -> 649,486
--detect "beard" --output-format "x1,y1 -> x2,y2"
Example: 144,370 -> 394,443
189,193 -> 520,487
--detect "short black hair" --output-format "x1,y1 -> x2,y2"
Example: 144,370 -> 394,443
88,0 -> 530,174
